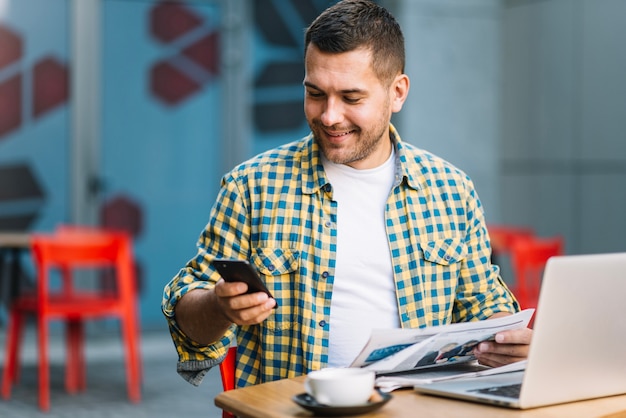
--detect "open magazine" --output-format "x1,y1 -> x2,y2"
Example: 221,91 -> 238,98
350,309 -> 534,375
375,359 -> 528,392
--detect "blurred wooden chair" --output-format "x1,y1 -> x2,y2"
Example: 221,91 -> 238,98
510,236 -> 564,313
1,227 -> 142,411
219,346 -> 237,418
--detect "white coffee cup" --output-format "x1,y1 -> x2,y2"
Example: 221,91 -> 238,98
304,368 -> 376,407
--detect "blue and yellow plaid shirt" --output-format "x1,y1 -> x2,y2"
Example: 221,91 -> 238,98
161,125 -> 519,387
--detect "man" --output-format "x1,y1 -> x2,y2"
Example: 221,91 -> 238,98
162,0 -> 532,388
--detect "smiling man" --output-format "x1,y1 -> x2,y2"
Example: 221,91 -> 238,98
162,0 -> 532,388
303,44 -> 404,169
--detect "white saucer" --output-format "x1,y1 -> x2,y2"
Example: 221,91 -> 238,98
292,390 -> 392,416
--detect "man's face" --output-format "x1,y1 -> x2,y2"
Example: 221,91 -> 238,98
303,45 -> 407,170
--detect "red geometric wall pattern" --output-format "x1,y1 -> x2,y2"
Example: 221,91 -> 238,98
150,61 -> 201,106
0,74 -> 22,138
100,195 -> 143,239
0,23 -> 68,230
0,24 -> 23,70
0,24 -> 23,139
100,195 -> 145,295
149,2 -> 202,43
0,24 -> 69,139
32,56 -> 70,118
148,2 -> 219,105
182,32 -> 219,76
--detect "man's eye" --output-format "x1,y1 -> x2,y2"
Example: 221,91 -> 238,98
344,97 -> 360,104
306,90 -> 323,98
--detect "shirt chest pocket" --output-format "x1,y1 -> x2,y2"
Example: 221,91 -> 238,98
420,237 -> 467,266
418,237 -> 467,300
250,247 -> 299,333
251,247 -> 299,277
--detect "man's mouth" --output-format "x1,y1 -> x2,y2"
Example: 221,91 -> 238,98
323,128 -> 356,143
326,130 -> 353,137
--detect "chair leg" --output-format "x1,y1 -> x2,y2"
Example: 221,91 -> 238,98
65,319 -> 75,393
37,315 -> 50,412
65,319 -> 86,393
12,313 -> 26,385
220,346 -> 237,418
121,315 -> 141,403
76,321 -> 86,391
1,309 -> 25,399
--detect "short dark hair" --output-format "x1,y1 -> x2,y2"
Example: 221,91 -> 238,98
304,0 -> 405,85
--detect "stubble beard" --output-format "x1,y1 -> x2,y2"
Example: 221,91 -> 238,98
311,121 -> 389,166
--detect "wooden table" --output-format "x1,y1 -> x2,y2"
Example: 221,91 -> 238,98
215,375 -> 626,418
0,232 -> 31,248
0,232 -> 31,311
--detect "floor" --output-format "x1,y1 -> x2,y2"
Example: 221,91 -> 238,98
0,324 -> 224,417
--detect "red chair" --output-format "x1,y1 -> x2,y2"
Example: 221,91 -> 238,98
510,236 -> 564,312
53,225 -> 142,395
219,346 -> 237,418
1,229 -> 142,411
487,224 -> 535,258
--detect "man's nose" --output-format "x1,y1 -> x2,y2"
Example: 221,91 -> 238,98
320,97 -> 344,126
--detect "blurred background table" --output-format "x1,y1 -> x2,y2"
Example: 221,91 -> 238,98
0,232 -> 31,317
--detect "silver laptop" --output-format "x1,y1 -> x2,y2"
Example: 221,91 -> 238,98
414,252 -> 626,409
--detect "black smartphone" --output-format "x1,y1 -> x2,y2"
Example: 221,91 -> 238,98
211,258 -> 277,308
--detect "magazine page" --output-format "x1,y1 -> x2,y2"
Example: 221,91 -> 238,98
351,309 -> 534,373
375,360 -> 528,392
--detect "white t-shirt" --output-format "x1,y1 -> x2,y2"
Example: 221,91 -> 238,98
322,149 -> 401,368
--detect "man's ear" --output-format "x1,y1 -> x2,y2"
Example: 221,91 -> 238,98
390,74 -> 410,113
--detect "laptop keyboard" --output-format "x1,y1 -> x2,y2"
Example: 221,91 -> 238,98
470,383 -> 522,399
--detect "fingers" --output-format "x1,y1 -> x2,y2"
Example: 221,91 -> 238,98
494,328 -> 533,345
226,300 -> 276,326
214,279 -> 276,325
473,328 -> 533,367
474,339 -> 528,367
214,278 -> 250,299
474,351 -> 527,368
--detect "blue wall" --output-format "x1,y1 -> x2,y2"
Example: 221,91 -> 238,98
3,0 -> 625,328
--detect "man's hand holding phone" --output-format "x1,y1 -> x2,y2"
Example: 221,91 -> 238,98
211,259 -> 277,326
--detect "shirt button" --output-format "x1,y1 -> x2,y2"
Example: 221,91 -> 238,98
319,320 -> 327,327
267,264 -> 275,271
324,221 -> 332,228
321,271 -> 329,278
444,255 -> 451,261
